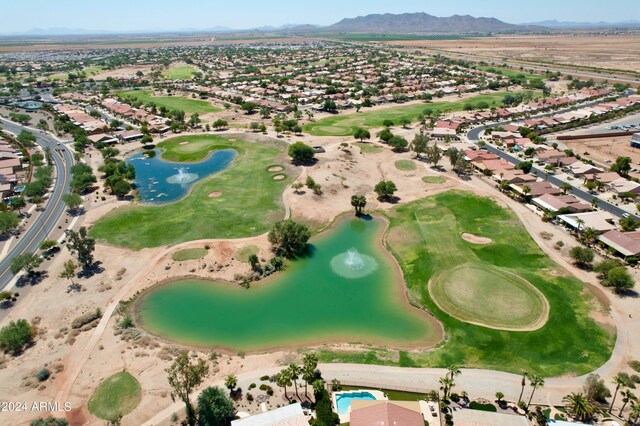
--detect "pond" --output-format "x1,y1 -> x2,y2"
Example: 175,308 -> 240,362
135,217 -> 441,351
127,149 -> 236,204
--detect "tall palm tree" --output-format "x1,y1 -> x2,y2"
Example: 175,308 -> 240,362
563,392 -> 595,423
527,375 -> 545,409
581,227 -> 599,247
610,373 -> 627,413
302,353 -> 318,399
576,218 -> 585,233
517,371 -> 529,405
276,371 -> 291,401
561,182 -> 572,194
288,363 -> 301,401
447,365 -> 461,381
312,379 -> 325,396
629,401 -> 640,425
620,389 -> 637,416
439,376 -> 453,400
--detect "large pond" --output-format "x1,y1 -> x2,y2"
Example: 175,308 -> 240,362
135,217 -> 440,351
128,149 -> 237,204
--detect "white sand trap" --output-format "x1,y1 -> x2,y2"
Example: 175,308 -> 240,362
179,141 -> 189,145
208,191 -> 222,198
268,166 -> 284,172
461,233 -> 493,245
273,174 -> 286,181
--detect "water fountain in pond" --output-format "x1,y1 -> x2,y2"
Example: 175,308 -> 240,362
330,247 -> 378,279
166,167 -> 198,185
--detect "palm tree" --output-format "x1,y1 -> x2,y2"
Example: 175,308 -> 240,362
276,371 -> 291,401
581,227 -> 599,247
610,373 -> 627,413
527,375 -> 545,409
447,365 -> 461,381
591,197 -> 599,210
576,218 -> 585,233
561,182 -> 572,195
302,353 -> 318,399
620,389 -> 637,416
288,363 -> 301,401
517,371 -> 529,405
522,185 -> 531,201
499,179 -> 510,192
629,401 -> 640,425
563,392 -> 595,423
312,379 -> 325,396
439,376 -> 454,400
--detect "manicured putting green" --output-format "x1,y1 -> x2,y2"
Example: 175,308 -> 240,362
88,371 -> 141,420
236,245 -> 260,263
429,263 -> 549,331
395,160 -> 417,171
422,176 -> 446,184
172,248 -> 208,261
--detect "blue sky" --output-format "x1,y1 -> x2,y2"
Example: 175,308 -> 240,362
2,0 -> 639,33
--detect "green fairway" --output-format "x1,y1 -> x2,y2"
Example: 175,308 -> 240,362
422,176 -> 446,184
116,90 -> 221,115
172,248 -> 208,261
304,92 -> 516,136
163,65 -> 196,80
394,160 -> 417,171
429,263 -> 549,330
476,66 -> 540,81
320,191 -> 613,376
91,135 -> 292,249
88,372 -> 141,421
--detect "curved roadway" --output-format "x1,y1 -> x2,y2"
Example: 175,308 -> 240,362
0,118 -> 73,289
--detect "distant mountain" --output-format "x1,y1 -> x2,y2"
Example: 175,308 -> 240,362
523,19 -> 640,28
21,27 -> 113,36
324,12 -> 527,34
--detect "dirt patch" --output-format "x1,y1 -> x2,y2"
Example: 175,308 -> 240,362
461,233 -> 493,245
208,191 -> 222,198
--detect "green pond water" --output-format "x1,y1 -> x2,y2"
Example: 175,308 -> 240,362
136,217 -> 438,350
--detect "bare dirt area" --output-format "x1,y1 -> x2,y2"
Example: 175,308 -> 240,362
565,136 -> 640,169
391,34 -> 640,73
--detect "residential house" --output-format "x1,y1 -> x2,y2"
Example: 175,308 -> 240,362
608,177 -> 640,196
514,181 -> 562,197
350,401 -> 425,426
568,162 -> 604,177
532,194 -> 591,213
599,230 -> 640,258
558,211 -> 617,233
231,403 -> 307,426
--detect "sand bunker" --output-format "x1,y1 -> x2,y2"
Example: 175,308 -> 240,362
273,174 -> 286,181
179,141 -> 189,145
461,233 -> 493,245
268,165 -> 284,172
208,191 -> 222,198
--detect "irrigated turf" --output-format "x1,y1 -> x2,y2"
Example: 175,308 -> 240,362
88,371 -> 141,421
354,142 -> 383,154
163,65 -> 196,80
318,191 -> 613,376
303,92 -> 520,136
172,248 -> 208,261
116,90 -> 221,115
236,245 -> 260,263
422,176 -> 446,184
394,160 -> 417,171
91,135 -> 292,249
429,263 -> 549,330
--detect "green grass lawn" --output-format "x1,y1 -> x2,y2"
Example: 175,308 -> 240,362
91,135 -> 292,249
317,191 -> 613,376
172,248 -> 208,261
236,245 -> 260,263
354,142 -> 383,154
163,65 -> 196,80
469,401 -> 498,412
422,176 -> 446,184
476,66 -> 540,81
394,160 -> 417,171
341,385 -> 429,401
88,371 -> 141,421
116,89 -> 221,115
304,92 -> 519,136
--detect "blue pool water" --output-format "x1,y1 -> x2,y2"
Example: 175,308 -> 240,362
336,392 -> 377,415
128,149 -> 237,204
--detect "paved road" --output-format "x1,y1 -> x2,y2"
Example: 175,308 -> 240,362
468,125 -> 640,221
0,118 -> 73,289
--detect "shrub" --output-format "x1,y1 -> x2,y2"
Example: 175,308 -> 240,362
259,384 -> 268,391
246,393 -> 253,402
260,375 -> 270,381
71,308 -> 102,329
36,368 -> 50,382
249,383 -> 256,389
630,360 -> 640,373
0,319 -> 33,354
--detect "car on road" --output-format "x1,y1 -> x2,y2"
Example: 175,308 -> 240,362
623,213 -> 631,219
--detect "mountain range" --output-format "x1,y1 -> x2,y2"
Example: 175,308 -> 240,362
3,12 -> 638,37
